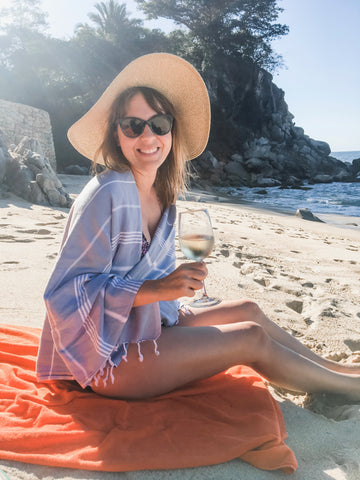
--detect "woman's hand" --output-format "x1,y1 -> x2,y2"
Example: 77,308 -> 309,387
133,262 -> 207,306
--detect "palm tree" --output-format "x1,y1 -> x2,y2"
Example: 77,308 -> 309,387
83,0 -> 142,40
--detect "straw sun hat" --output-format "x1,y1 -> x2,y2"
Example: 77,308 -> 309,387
67,52 -> 211,164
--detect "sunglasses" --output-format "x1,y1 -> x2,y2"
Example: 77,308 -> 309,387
117,114 -> 173,138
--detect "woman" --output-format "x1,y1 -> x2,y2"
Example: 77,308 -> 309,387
36,53 -> 360,400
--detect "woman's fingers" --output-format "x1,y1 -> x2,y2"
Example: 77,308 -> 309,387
159,262 -> 208,299
176,262 -> 208,279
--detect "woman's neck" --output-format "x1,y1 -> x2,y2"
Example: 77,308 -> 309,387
131,168 -> 157,196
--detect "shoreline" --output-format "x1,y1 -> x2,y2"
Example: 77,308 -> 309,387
184,187 -> 360,231
59,174 -> 360,230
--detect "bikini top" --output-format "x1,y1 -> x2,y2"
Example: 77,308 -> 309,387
141,233 -> 151,258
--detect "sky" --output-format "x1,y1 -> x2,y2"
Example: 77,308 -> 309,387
1,0 -> 359,152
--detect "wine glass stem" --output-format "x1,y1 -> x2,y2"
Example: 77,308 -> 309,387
202,281 -> 209,298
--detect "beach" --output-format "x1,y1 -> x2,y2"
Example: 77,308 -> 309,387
1,174 -> 360,479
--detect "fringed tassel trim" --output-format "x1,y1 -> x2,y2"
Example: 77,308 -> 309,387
93,339 -> 160,386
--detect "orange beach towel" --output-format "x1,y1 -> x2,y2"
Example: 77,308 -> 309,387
0,324 -> 297,473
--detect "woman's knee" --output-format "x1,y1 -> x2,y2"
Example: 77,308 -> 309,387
235,321 -> 270,362
229,299 -> 263,322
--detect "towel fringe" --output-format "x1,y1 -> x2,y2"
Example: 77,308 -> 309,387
121,343 -> 128,363
153,339 -> 160,356
137,342 -> 144,362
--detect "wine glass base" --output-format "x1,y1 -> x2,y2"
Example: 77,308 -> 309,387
189,295 -> 221,308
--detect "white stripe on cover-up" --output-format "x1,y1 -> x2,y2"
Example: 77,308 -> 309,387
75,275 -> 114,357
111,231 -> 142,250
109,276 -> 140,294
61,204 -> 140,286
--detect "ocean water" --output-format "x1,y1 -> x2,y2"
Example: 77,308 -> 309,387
216,151 -> 360,218
331,150 -> 360,163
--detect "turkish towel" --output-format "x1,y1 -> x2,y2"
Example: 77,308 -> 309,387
36,169 -> 179,388
0,324 -> 297,473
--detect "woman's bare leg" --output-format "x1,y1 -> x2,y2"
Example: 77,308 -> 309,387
91,320 -> 360,401
180,300 -> 360,374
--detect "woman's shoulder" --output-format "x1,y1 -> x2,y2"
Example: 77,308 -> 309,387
90,168 -> 134,190
79,169 -> 135,200
72,168 -> 137,216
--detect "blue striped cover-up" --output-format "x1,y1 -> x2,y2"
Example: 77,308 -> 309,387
36,169 -> 179,388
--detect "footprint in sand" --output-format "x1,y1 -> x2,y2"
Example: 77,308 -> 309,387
0,234 -> 16,241
344,339 -> 360,352
232,261 -> 244,269
17,229 -> 38,234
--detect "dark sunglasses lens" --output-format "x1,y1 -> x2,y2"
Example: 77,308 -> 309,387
119,118 -> 146,138
149,115 -> 173,135
119,115 -> 173,137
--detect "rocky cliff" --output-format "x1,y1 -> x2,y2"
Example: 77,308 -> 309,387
192,56 -> 358,189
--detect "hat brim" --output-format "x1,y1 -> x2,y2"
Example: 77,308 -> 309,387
67,53 -> 210,164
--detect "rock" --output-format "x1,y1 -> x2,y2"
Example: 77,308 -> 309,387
256,177 -> 281,187
28,180 -> 47,204
351,159 -> 360,176
0,145 -> 10,182
296,208 -> 325,223
12,137 -> 44,158
64,164 -> 90,175
333,169 -> 351,182
4,136 -> 73,208
311,174 -> 333,184
270,124 -> 284,142
309,139 -> 331,156
230,153 -> 244,163
224,161 -> 251,182
292,126 -> 305,137
254,189 -> 268,195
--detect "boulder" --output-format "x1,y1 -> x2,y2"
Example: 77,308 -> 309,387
3,136 -> 73,208
256,177 -> 281,187
64,164 -> 90,175
309,139 -> 331,156
311,174 -> 333,184
224,161 -> 251,184
296,208 -> 325,223
0,145 -> 10,182
351,158 -> 360,176
230,153 -> 244,163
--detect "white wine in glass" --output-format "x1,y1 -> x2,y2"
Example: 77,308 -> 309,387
178,209 -> 220,307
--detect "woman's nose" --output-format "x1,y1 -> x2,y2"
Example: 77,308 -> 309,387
140,124 -> 155,138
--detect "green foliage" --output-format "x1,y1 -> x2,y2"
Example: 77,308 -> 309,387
136,0 -> 288,72
0,0 -> 289,170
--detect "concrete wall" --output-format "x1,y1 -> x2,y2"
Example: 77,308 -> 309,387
0,98 -> 56,169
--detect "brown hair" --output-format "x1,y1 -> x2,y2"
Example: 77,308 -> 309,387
94,86 -> 190,208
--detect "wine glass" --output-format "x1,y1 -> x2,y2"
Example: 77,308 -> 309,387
178,208 -> 220,307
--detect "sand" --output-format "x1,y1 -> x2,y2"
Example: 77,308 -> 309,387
1,174 -> 360,479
